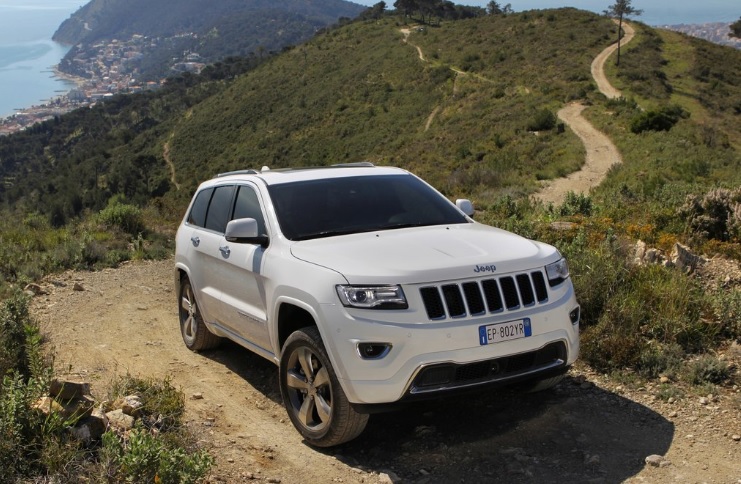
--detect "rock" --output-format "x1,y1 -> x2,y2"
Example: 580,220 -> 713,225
645,455 -> 669,467
645,248 -> 662,265
550,221 -> 576,231
70,413 -> 108,443
61,395 -> 95,420
633,240 -> 647,265
378,470 -> 401,484
33,396 -> 64,416
732,435 -> 741,442
121,395 -> 144,417
659,376 -> 670,384
73,282 -> 85,292
106,409 -> 135,431
50,379 -> 91,400
585,454 -> 601,466
699,397 -> 708,405
192,392 -> 204,400
671,243 -> 703,274
24,283 -> 46,296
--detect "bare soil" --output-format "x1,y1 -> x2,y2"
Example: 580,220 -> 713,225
534,21 -> 635,206
31,259 -> 741,483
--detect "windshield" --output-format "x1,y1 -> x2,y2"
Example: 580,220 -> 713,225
268,174 -> 469,241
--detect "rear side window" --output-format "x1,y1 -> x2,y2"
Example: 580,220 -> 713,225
187,187 -> 213,227
205,185 -> 235,233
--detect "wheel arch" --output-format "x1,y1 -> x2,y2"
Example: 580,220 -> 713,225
277,302 -> 317,352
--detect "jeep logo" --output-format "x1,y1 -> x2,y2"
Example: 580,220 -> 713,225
474,264 -> 497,273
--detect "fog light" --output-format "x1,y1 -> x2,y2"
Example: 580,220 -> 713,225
357,343 -> 392,360
569,306 -> 580,325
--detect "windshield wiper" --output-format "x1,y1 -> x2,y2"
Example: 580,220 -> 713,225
292,229 -> 364,241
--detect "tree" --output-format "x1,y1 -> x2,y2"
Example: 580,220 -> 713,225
487,1 -> 502,15
486,1 -> 512,15
730,17 -> 741,39
604,0 -> 642,66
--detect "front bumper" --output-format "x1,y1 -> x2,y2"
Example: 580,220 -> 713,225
318,284 -> 580,405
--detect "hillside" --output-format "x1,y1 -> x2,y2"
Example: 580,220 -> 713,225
53,0 -> 365,80
2,10 -> 741,480
0,8 -> 739,257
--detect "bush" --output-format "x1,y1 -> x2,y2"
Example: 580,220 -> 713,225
557,191 -> 593,216
683,355 -> 731,385
630,105 -> 687,133
97,200 -> 146,236
102,428 -> 213,484
527,108 -> 557,131
580,262 -> 710,373
678,187 -> 741,242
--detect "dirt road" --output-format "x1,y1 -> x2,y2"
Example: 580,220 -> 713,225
534,21 -> 635,206
32,259 -> 741,483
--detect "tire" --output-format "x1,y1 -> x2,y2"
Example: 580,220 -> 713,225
179,276 -> 221,351
519,373 -> 565,393
279,327 -> 368,447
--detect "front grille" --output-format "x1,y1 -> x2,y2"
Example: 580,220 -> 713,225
410,341 -> 567,394
420,271 -> 549,320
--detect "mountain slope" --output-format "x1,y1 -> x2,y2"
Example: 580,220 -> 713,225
1,9 -> 739,229
53,0 -> 364,80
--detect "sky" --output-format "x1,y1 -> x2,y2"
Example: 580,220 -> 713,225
350,0 -> 740,25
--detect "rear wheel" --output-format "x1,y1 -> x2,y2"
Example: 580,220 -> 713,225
179,276 -> 221,351
279,327 -> 368,447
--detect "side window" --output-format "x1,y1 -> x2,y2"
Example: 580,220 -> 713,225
204,185 -> 235,233
187,187 -> 213,228
233,185 -> 267,235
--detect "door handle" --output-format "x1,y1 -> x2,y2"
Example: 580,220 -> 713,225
219,245 -> 231,258
190,236 -> 200,247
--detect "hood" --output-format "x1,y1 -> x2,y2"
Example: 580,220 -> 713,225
290,223 -> 559,284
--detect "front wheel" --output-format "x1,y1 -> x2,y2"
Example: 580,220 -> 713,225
279,327 -> 368,447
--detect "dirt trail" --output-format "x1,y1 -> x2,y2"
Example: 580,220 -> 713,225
32,260 -> 741,483
534,21 -> 635,205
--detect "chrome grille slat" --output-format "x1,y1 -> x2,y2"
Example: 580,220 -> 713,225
420,271 -> 549,320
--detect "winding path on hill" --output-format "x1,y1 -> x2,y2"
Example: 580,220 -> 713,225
534,21 -> 635,205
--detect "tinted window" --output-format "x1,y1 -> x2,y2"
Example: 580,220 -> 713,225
187,187 -> 213,227
205,185 -> 235,233
233,185 -> 267,235
268,174 -> 468,240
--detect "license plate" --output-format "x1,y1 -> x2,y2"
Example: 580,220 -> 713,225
479,318 -> 532,345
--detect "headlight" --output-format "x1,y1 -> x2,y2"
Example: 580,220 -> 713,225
545,258 -> 570,287
336,285 -> 408,309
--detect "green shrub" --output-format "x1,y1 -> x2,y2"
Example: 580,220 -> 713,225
97,200 -> 146,236
102,428 -> 213,484
678,187 -> 741,242
527,108 -> 557,131
636,343 -> 683,379
580,262 -> 709,373
557,191 -> 593,216
0,295 -> 31,378
630,105 -> 687,133
683,355 -> 731,385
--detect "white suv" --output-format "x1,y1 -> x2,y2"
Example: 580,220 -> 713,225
175,163 -> 580,447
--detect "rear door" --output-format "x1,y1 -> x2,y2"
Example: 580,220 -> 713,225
183,184 -> 235,325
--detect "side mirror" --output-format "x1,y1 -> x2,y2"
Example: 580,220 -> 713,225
225,218 -> 269,247
456,199 -> 475,217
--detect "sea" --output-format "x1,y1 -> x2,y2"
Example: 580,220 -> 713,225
0,0 -> 738,120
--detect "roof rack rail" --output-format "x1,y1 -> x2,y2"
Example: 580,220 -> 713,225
331,161 -> 375,168
216,169 -> 259,178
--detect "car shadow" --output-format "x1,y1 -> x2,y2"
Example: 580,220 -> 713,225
198,343 -> 674,483
330,377 -> 675,483
200,339 -> 283,404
